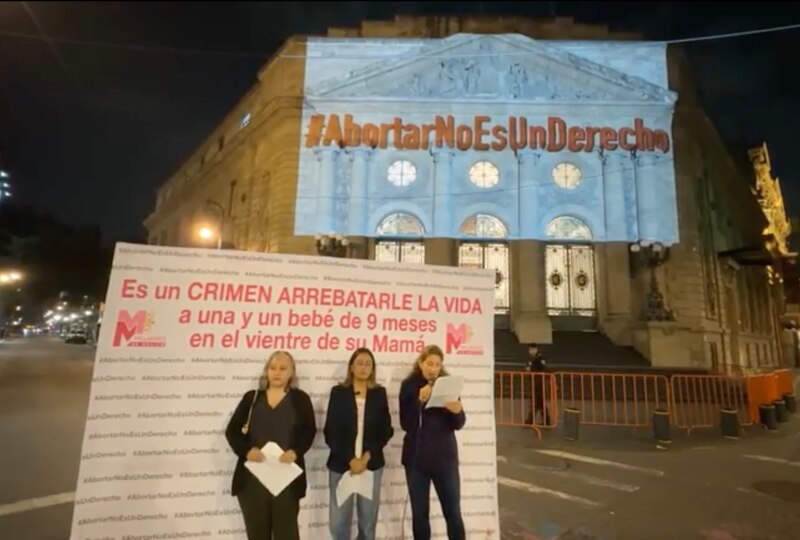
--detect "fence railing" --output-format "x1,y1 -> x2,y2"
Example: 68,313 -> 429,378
553,372 -> 669,428
670,375 -> 751,432
494,368 -> 795,434
495,371 -> 556,439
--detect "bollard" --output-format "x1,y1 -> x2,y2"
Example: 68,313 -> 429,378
774,400 -> 789,423
720,408 -> 740,439
759,404 -> 778,431
784,393 -> 797,414
564,408 -> 580,441
653,410 -> 671,449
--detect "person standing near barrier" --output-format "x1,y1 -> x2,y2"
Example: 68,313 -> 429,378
324,347 -> 394,540
399,345 -> 467,540
225,350 -> 316,540
524,343 -> 551,425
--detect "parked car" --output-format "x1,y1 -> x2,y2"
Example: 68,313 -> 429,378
65,328 -> 87,344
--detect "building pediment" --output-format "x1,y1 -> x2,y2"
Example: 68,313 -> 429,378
308,34 -> 677,104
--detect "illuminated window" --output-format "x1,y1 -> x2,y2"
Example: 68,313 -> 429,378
469,161 -> 499,188
387,160 -> 417,187
552,162 -> 582,190
376,213 -> 425,236
545,216 -> 593,241
460,214 -> 508,239
375,212 -> 425,264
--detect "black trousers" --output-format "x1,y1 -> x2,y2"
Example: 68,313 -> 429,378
405,465 -> 465,540
237,474 -> 300,540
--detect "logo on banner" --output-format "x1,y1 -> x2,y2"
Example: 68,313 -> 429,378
113,310 -> 166,348
445,323 -> 483,356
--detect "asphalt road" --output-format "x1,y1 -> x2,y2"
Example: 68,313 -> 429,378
1,337 -> 800,540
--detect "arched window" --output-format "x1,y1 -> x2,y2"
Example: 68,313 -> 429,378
458,213 -> 509,313
545,216 -> 593,241
545,215 -> 596,321
460,214 -> 508,239
376,212 -> 425,237
374,212 -> 425,264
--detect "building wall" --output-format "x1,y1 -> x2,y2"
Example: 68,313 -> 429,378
144,16 -> 785,371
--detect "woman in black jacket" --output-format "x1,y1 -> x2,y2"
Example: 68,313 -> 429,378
225,350 -> 316,540
399,344 -> 466,540
324,347 -> 394,540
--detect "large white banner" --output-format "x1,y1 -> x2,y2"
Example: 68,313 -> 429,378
70,243 -> 499,540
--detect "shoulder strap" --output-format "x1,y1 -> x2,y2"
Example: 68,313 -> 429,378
240,390 -> 260,435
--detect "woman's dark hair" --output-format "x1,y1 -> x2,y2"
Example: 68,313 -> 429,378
341,347 -> 378,388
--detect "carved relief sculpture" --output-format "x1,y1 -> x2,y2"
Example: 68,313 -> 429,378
748,143 -> 791,255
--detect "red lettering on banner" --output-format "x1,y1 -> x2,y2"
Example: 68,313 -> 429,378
287,308 -> 334,328
418,295 -> 439,312
372,334 -> 425,353
186,282 -> 272,303
244,332 -> 312,350
121,279 -> 147,299
443,297 -> 483,314
382,317 -> 437,333
276,287 -> 414,311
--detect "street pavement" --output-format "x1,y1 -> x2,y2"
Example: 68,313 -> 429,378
1,337 -> 800,539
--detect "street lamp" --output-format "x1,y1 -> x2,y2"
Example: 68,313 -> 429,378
205,199 -> 225,250
0,178 -> 10,206
630,241 -> 674,321
197,226 -> 220,248
0,271 -> 22,284
315,233 -> 349,258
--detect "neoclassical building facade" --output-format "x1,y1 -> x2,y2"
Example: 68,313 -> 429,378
144,16 -> 791,371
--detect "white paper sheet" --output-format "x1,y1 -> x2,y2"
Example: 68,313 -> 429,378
335,469 -> 374,507
244,442 -> 302,496
425,375 -> 464,409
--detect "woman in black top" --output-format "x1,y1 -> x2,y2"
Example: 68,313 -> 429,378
225,350 -> 316,540
324,347 -> 394,540
399,344 -> 466,540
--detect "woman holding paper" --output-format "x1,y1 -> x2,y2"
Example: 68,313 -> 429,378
324,347 -> 394,540
399,344 -> 466,540
225,350 -> 317,540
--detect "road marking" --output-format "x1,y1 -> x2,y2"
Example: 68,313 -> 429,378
0,491 -> 75,517
554,470 -> 640,493
497,455 -> 639,492
743,454 -> 800,468
533,449 -> 665,477
498,476 -> 601,507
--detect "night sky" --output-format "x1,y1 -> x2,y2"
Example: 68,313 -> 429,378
1,1 -> 799,242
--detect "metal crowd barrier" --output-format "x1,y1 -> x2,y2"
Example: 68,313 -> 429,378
494,368 -> 796,435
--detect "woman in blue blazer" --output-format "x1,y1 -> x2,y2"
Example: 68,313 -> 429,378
324,347 -> 394,540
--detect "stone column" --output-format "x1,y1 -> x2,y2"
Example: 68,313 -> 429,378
346,145 -> 373,259
603,151 -> 629,242
634,153 -> 658,243
314,146 -> 340,235
517,150 -> 540,237
512,240 -> 552,344
432,148 -> 454,237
